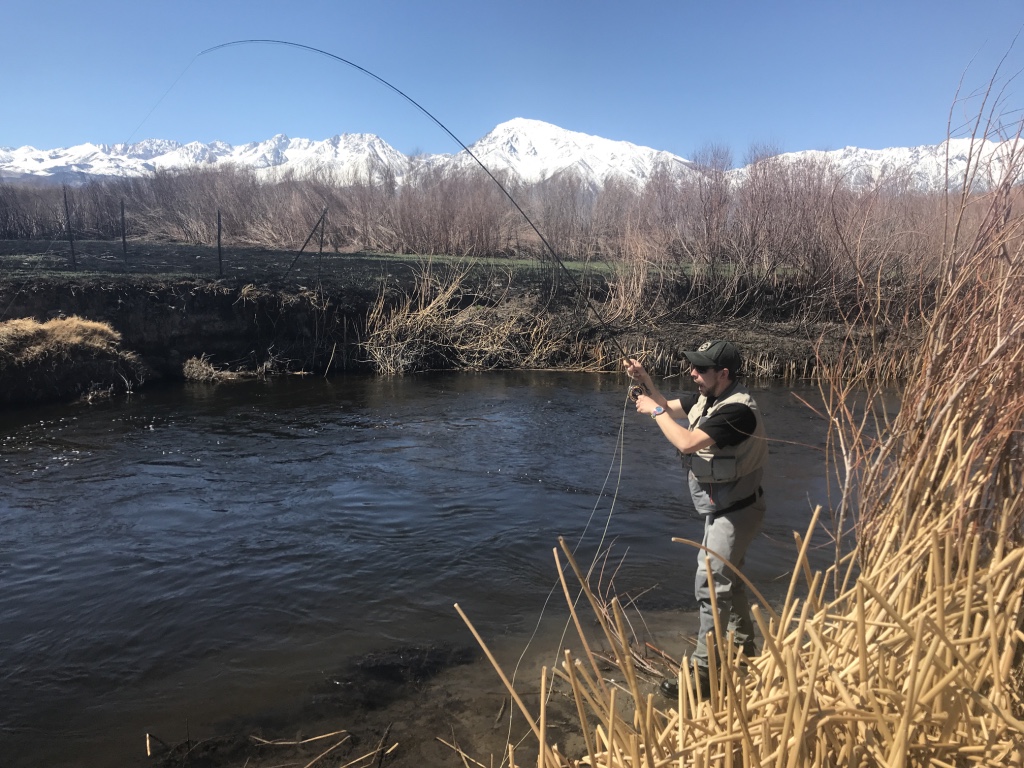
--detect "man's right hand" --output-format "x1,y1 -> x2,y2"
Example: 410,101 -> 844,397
624,358 -> 652,387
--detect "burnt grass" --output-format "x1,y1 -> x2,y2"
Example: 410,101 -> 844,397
0,239 -> 841,407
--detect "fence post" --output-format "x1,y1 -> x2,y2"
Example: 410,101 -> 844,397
63,184 -> 76,271
317,211 -> 326,281
217,210 -> 223,278
283,207 -> 328,280
121,199 -> 128,271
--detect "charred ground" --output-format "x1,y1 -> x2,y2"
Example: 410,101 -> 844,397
0,239 -> 844,408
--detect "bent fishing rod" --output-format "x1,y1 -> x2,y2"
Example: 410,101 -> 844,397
199,40 -> 649,401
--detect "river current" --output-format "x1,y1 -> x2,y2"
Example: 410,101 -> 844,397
0,371 -> 834,767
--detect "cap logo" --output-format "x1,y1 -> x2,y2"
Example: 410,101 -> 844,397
698,342 -> 713,351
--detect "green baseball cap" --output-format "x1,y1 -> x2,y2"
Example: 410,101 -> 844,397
683,340 -> 743,373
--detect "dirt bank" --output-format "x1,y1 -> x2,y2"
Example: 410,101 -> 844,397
143,610 -> 703,768
0,242 -> 838,408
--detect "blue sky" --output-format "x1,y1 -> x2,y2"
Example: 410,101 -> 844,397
3,1 -> 1023,161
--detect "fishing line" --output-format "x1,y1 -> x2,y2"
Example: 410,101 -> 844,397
498,389 -> 636,763
123,55 -> 201,146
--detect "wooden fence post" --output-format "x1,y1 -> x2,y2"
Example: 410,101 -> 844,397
121,199 -> 128,271
63,184 -> 76,271
317,210 -> 326,281
217,210 -> 223,278
283,207 -> 328,280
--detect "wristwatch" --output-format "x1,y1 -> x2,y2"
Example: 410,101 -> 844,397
651,406 -> 666,419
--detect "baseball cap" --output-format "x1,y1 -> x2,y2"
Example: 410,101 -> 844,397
683,340 -> 743,374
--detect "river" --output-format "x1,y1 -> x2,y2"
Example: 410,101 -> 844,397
0,371 -> 835,767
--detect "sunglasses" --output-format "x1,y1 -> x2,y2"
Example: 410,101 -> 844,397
690,365 -> 718,374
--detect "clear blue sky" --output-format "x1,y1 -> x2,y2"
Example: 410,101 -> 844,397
3,1 -> 1023,161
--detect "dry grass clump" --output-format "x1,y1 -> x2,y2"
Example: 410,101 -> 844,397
0,315 -> 123,358
182,354 -> 249,382
452,120 -> 1024,765
0,316 -> 147,406
362,260 -> 585,374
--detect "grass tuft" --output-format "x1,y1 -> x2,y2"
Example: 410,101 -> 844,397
0,316 -> 147,405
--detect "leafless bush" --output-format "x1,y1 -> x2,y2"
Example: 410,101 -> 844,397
383,165 -> 521,257
362,259 -> 568,374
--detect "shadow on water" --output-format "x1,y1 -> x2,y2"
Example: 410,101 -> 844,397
0,370 -> 839,767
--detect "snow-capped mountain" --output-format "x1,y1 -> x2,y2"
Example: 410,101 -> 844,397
0,131 -> 409,185
0,119 -> 1017,192
768,138 -> 1018,190
443,118 -> 695,186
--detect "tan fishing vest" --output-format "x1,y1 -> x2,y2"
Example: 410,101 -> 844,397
685,384 -> 768,483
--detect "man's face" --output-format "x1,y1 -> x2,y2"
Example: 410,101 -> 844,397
690,364 -> 730,397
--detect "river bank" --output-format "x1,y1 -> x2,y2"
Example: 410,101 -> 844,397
141,610 -> 704,768
0,241 -> 852,408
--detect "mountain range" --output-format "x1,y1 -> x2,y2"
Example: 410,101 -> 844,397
0,118 -> 1016,192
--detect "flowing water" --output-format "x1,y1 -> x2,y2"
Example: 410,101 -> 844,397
0,371 -> 835,767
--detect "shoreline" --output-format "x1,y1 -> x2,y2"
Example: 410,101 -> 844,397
0,242 -> 843,409
139,608 -> 707,768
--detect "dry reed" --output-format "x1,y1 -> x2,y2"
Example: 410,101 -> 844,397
362,258 -> 585,374
455,508 -> 1024,767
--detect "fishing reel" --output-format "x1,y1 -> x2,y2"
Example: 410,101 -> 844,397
628,384 -> 647,402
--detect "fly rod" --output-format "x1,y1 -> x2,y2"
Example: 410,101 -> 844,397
199,40 -> 648,400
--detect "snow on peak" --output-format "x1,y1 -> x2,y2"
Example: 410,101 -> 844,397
461,118 -> 692,186
0,121 -> 1017,192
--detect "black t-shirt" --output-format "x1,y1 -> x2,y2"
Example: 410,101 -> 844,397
678,393 -> 757,448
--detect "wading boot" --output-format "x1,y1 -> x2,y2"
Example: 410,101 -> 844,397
659,665 -> 711,700
738,640 -> 758,661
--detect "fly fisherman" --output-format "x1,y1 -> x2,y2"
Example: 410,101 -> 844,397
625,340 -> 768,699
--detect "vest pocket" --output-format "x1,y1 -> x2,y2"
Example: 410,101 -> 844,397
690,455 -> 713,480
711,457 -> 737,481
689,455 -> 738,482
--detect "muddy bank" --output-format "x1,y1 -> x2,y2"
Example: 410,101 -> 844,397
0,274 -> 377,378
0,244 -> 837,407
143,610 -> 702,768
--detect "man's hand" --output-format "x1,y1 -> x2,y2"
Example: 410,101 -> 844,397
624,358 -> 653,389
633,393 -> 660,416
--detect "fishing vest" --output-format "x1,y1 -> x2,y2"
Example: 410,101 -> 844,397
684,383 -> 768,515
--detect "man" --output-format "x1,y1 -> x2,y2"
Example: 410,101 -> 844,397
625,340 -> 768,699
